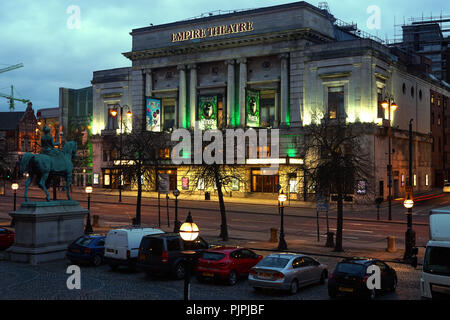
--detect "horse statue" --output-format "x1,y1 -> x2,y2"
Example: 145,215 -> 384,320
20,141 -> 77,202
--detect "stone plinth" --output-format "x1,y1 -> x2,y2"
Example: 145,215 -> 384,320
6,200 -> 88,264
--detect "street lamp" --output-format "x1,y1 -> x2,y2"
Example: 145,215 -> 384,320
84,186 -> 93,234
173,188 -> 181,233
381,96 -> 398,221
10,183 -> 19,227
278,190 -> 287,250
109,104 -> 132,203
179,211 -> 199,302
403,193 -> 415,260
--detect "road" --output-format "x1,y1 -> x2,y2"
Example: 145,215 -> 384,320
0,187 -> 442,250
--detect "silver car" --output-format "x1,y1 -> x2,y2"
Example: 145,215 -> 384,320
248,253 -> 328,294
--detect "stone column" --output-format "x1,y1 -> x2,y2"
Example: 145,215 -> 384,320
145,69 -> 152,97
238,58 -> 247,127
279,53 -> 289,126
178,65 -> 187,128
226,60 -> 235,127
188,64 -> 197,129
131,68 -> 145,131
274,91 -> 279,128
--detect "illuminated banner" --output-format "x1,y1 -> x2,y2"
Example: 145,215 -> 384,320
246,89 -> 260,127
146,98 -> 161,132
198,96 -> 218,130
172,21 -> 254,43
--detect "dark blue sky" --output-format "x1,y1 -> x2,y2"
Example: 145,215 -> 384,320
0,0 -> 448,112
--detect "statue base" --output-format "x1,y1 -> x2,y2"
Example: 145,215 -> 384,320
6,200 -> 88,265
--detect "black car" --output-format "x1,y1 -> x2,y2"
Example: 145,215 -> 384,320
328,257 -> 397,299
137,233 -> 209,279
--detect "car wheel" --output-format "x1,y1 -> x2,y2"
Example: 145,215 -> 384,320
227,271 -> 238,286
173,262 -> 185,280
320,271 -> 327,285
289,279 -> 299,295
92,255 -> 102,267
390,277 -> 398,292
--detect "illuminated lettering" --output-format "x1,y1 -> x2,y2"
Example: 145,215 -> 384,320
172,21 -> 254,42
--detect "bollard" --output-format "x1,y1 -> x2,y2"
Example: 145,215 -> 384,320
386,236 -> 396,252
269,228 -> 278,243
325,232 -> 334,248
92,215 -> 99,227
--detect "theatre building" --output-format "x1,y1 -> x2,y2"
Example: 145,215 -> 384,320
90,1 -> 450,202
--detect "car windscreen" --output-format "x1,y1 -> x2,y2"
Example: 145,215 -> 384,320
140,237 -> 163,255
74,236 -> 94,246
335,262 -> 366,275
257,257 -> 290,268
201,252 -> 226,261
424,246 -> 450,276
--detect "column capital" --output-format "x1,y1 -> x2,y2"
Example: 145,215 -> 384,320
225,59 -> 235,66
237,57 -> 247,64
187,64 -> 197,70
278,53 -> 290,60
177,64 -> 186,71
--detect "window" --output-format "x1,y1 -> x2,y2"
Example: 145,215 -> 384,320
292,257 -> 307,268
419,89 -> 422,100
377,88 -> 384,119
431,94 -> 435,104
260,90 -> 276,127
159,148 -> 170,159
411,86 -> 414,98
438,115 -> 441,126
328,86 -> 344,119
162,103 -> 175,130
107,106 -> 119,130
167,238 -> 181,251
414,174 -> 417,187
431,112 -> 434,125
426,174 -> 429,186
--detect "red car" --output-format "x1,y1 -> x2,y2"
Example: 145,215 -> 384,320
196,247 -> 263,285
0,227 -> 14,250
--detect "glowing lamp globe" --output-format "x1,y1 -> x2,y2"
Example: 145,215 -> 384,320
110,109 -> 118,117
391,102 -> 398,111
403,199 -> 414,209
381,100 -> 389,109
179,212 -> 199,242
11,183 -> 19,191
278,191 -> 287,203
85,186 -> 93,194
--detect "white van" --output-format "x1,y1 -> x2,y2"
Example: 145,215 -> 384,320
104,227 -> 164,270
421,208 -> 450,299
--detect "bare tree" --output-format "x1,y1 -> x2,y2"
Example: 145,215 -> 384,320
302,117 -> 373,252
116,130 -> 170,225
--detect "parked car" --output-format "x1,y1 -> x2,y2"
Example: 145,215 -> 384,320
328,257 -> 397,300
104,227 -> 164,271
66,235 -> 106,266
196,247 -> 263,285
0,227 -> 14,250
248,253 -> 328,294
137,232 -> 209,279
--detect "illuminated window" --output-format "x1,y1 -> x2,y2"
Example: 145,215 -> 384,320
159,148 -> 171,159
426,174 -> 429,186
328,86 -> 344,120
431,94 -> 434,104
413,174 -> 417,187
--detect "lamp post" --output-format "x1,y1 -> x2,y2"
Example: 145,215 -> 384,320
84,186 -> 93,234
404,119 -> 416,262
278,190 -> 287,250
179,211 -> 199,302
109,105 -> 132,203
173,188 -> 181,233
10,183 -> 19,227
381,97 -> 398,221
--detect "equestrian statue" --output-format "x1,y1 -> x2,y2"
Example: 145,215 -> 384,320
20,126 -> 77,201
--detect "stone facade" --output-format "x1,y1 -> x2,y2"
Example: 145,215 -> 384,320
89,1 -> 450,202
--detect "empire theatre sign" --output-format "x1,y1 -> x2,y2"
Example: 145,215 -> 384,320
171,21 -> 254,43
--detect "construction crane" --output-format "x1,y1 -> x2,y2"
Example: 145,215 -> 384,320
0,63 -> 23,75
0,85 -> 30,111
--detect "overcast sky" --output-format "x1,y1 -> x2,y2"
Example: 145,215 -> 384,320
0,0 -> 448,112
